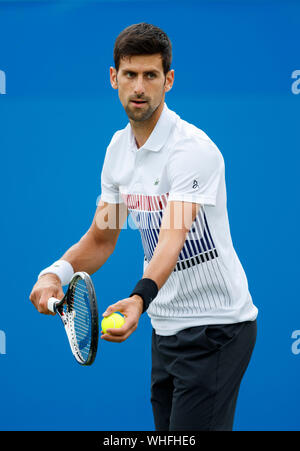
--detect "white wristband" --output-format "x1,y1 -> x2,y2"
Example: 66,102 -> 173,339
38,260 -> 74,286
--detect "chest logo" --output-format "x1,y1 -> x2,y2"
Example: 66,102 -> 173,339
192,179 -> 199,189
154,178 -> 160,186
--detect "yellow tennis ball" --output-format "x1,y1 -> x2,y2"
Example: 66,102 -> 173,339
101,312 -> 125,334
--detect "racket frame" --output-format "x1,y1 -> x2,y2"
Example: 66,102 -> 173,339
48,272 -> 99,366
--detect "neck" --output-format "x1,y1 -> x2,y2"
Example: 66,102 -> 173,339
130,100 -> 164,149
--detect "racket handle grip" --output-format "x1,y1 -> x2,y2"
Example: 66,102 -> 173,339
48,297 -> 59,313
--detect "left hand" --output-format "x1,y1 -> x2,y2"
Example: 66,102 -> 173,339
101,295 -> 143,343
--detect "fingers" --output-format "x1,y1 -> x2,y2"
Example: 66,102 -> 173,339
101,322 -> 137,343
38,291 -> 57,315
30,282 -> 64,316
102,297 -> 142,318
101,298 -> 141,343
102,300 -> 127,317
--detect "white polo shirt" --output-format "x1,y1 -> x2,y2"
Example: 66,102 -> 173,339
100,103 -> 258,336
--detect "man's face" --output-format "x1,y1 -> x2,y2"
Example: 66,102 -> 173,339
110,54 -> 174,122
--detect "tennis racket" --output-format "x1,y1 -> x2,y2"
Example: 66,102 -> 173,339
48,272 -> 99,366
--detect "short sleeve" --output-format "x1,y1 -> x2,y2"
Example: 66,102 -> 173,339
167,138 -> 224,206
100,133 -> 124,204
100,168 -> 123,204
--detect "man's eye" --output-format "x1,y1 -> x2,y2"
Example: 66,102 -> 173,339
126,72 -> 135,78
146,73 -> 156,79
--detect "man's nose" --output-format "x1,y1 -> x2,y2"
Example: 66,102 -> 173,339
134,75 -> 145,96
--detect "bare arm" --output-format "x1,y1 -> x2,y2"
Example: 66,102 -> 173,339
142,200 -> 200,288
29,200 -> 128,314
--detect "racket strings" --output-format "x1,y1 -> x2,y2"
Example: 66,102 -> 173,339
70,280 -> 92,362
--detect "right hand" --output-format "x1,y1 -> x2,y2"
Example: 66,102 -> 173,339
29,274 -> 64,315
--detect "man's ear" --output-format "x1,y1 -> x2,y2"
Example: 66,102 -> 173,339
164,69 -> 174,93
110,67 -> 118,90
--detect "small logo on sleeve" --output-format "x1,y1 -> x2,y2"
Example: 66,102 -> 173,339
192,179 -> 199,189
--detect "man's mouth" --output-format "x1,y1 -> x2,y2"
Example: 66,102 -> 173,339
130,99 -> 148,107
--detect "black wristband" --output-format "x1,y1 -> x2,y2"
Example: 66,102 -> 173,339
130,278 -> 158,313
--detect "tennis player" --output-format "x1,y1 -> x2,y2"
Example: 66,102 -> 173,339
30,23 -> 258,431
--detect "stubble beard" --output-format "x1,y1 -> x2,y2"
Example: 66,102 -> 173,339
125,101 -> 158,123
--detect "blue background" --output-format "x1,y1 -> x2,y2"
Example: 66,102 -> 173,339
0,0 -> 299,431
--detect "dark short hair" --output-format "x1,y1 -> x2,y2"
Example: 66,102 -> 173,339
113,23 -> 172,75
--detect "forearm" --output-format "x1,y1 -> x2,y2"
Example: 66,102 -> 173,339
142,201 -> 200,290
142,235 -> 184,289
61,230 -> 115,275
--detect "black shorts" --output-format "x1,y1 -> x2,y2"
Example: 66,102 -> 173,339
151,320 -> 257,431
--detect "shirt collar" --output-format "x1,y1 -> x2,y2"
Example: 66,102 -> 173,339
127,103 -> 177,153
